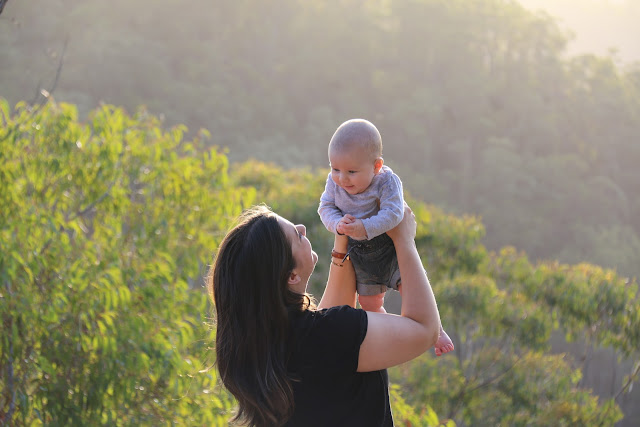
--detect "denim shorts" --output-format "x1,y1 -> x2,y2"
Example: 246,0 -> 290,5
347,233 -> 401,296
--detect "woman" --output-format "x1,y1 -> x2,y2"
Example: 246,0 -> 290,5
208,203 -> 441,426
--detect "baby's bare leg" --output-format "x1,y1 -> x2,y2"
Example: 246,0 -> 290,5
358,293 -> 386,313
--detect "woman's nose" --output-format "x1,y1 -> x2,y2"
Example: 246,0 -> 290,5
297,225 -> 306,236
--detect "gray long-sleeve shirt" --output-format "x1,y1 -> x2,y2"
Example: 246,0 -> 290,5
318,165 -> 404,240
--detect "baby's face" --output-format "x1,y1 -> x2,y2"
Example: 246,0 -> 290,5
329,147 -> 379,195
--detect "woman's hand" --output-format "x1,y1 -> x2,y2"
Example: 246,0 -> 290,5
386,203 -> 416,244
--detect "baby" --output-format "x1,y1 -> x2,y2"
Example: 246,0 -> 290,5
318,119 -> 454,356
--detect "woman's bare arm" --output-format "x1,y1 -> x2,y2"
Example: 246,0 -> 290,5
318,234 -> 357,309
357,204 -> 441,372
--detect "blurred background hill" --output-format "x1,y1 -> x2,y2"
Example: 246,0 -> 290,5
2,0 -> 639,279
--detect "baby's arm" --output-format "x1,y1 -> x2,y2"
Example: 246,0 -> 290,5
318,174 -> 344,234
360,173 -> 404,239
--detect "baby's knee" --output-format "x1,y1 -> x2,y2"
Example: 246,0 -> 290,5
358,293 -> 386,313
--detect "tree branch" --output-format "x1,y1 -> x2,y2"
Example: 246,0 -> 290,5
614,360 -> 640,402
0,0 -> 9,16
447,352 -> 523,421
466,354 -> 523,394
0,37 -> 68,144
68,179 -> 116,221
3,280 -> 16,426
30,38 -> 68,107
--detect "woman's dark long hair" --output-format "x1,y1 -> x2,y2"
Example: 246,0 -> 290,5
207,205 -> 312,426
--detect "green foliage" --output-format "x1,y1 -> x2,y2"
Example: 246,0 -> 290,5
412,201 -> 487,281
0,101 -> 245,424
487,247 -> 640,356
394,349 -> 623,426
230,159 -> 325,227
390,385 -> 455,427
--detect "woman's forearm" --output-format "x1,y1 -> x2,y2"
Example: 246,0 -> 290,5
356,205 -> 442,371
318,235 -> 357,309
394,237 -> 441,345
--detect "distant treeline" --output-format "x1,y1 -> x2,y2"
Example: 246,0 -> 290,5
2,0 -> 639,277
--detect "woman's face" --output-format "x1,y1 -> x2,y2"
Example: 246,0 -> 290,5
278,216 -> 318,294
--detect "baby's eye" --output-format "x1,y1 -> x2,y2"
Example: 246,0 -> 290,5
348,170 -> 357,174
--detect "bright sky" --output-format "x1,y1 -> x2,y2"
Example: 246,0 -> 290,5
517,0 -> 640,64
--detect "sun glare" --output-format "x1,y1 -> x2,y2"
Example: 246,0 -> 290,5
518,0 -> 640,63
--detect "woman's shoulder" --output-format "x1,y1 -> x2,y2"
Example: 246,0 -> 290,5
318,305 -> 365,322
291,306 -> 367,339
295,305 -> 364,324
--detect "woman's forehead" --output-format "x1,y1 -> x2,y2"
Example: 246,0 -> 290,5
276,216 -> 296,234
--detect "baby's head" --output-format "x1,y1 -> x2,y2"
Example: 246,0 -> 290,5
328,119 -> 384,195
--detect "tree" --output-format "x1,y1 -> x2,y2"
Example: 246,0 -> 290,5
0,100 -> 247,424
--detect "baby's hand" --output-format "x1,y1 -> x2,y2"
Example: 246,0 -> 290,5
341,219 -> 368,240
337,214 -> 356,235
342,214 -> 356,224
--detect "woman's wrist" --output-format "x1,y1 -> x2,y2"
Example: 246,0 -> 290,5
331,249 -> 348,260
391,235 -> 415,250
331,248 -> 351,267
333,234 -> 349,254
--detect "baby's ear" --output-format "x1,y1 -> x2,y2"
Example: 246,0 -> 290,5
374,157 -> 384,173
